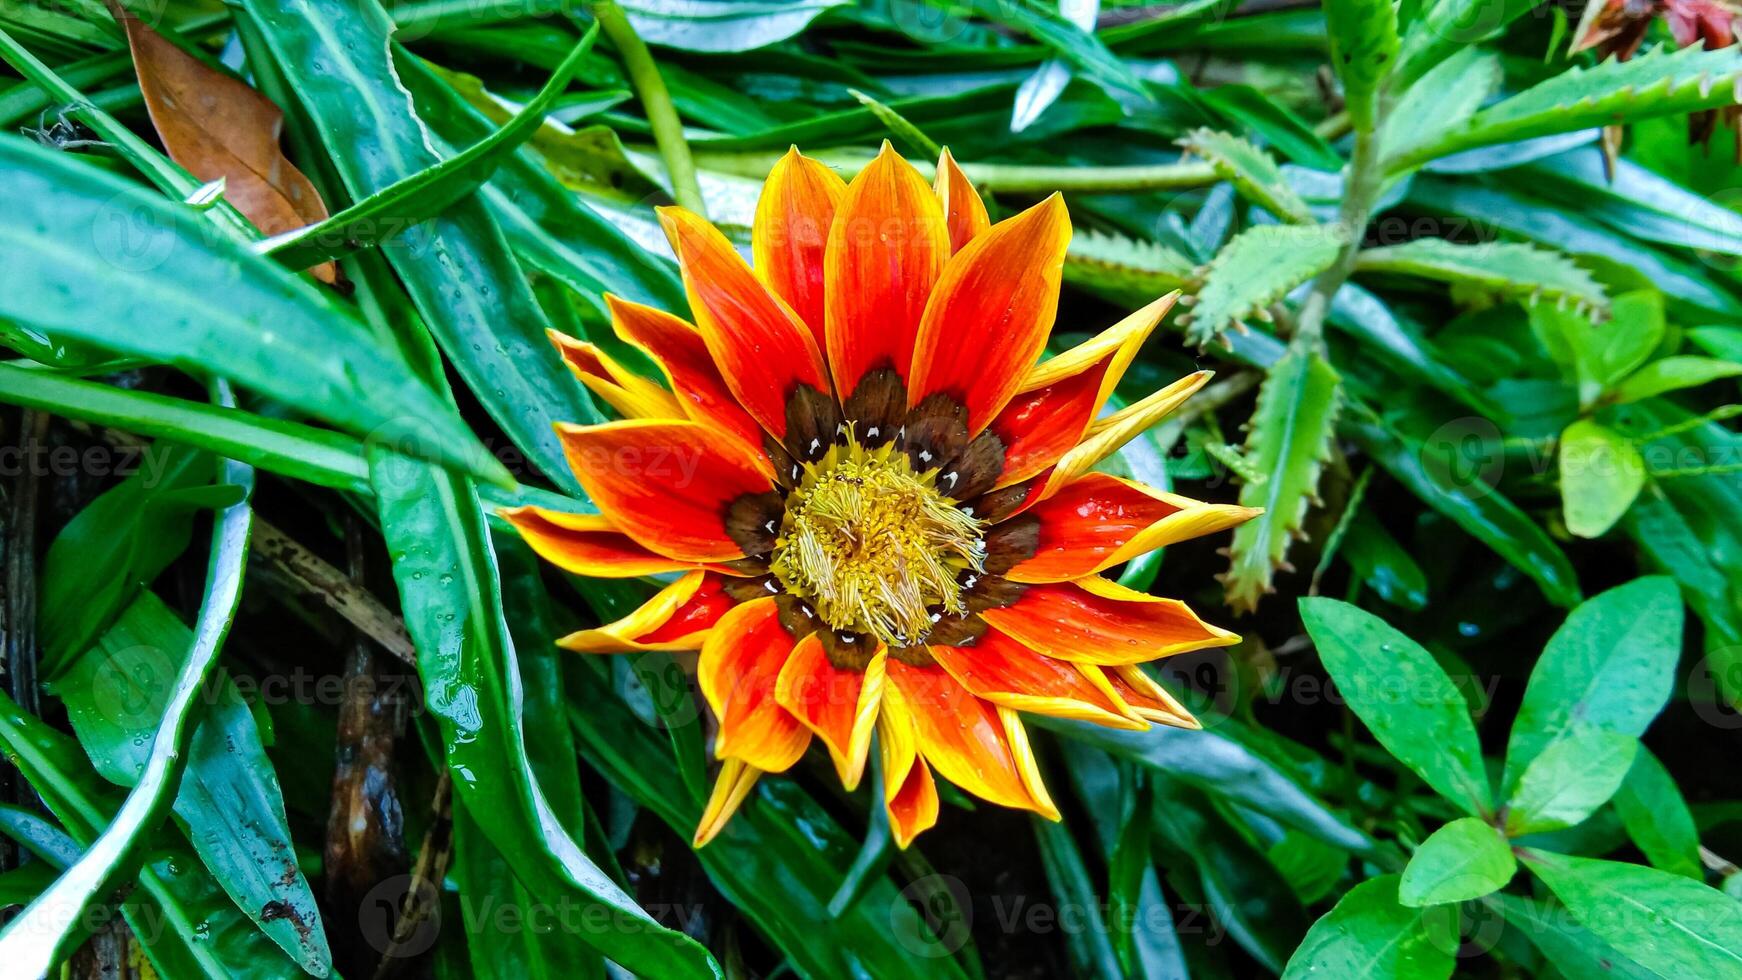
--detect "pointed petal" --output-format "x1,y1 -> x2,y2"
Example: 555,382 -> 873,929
557,570 -> 734,653
698,598 -> 810,772
933,148 -> 989,253
825,141 -> 951,398
693,758 -> 760,847
754,147 -> 845,344
886,757 -> 939,848
1103,664 -> 1201,729
658,205 -> 831,439
1039,370 -> 1210,500
548,328 -> 683,420
909,194 -> 1072,433
929,627 -> 1145,729
988,295 -> 1175,488
981,577 -> 1239,665
498,505 -> 695,578
606,294 -> 766,458
886,658 -> 1043,812
558,419 -> 774,563
999,707 -> 1061,821
1006,473 -> 1259,583
776,640 -> 886,789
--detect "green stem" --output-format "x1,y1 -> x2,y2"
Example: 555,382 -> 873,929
688,146 -> 1219,194
593,0 -> 705,215
1293,124 -> 1383,350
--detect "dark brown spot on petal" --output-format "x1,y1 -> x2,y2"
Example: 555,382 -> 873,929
982,514 -> 1039,574
938,429 -> 1005,500
776,593 -> 823,638
973,481 -> 1033,523
841,366 -> 907,448
783,383 -> 842,464
725,490 -> 783,555
819,629 -> 877,670
723,573 -> 781,603
889,643 -> 940,667
924,613 -> 986,648
904,394 -> 969,474
965,574 -> 1027,613
763,432 -> 800,489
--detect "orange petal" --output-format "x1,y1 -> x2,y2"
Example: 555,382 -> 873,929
498,505 -> 695,578
929,627 -> 1144,729
1103,664 -> 1201,729
775,639 -> 886,789
824,141 -> 950,398
886,658 -> 1043,813
698,598 -> 810,772
558,419 -> 773,563
987,295 -> 1173,489
693,757 -> 760,848
557,570 -> 734,653
981,577 -> 1238,665
909,194 -> 1072,433
1039,370 -> 1210,500
886,757 -> 939,848
547,328 -> 683,420
658,205 -> 831,439
1007,473 -> 1259,583
753,147 -> 845,345
606,294 -> 766,458
933,148 -> 989,253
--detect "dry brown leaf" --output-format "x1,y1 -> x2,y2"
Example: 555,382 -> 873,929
108,2 -> 336,282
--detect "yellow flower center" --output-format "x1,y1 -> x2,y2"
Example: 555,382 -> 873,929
770,433 -> 986,647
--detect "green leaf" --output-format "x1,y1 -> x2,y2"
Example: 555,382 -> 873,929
371,447 -> 718,976
1393,46 -> 1742,170
1355,240 -> 1606,315
1341,512 -> 1430,609
1524,850 -> 1742,977
1033,817 -> 1126,979
1299,597 -> 1494,817
1504,726 -> 1638,835
1342,398 -> 1582,607
851,88 -> 942,157
238,0 -> 597,491
57,592 -> 331,974
1559,419 -> 1646,538
1495,892 -> 1659,980
1611,356 -> 1742,404
1399,817 -> 1516,907
1381,47 -> 1500,162
1032,715 -> 1373,853
1321,0 -> 1398,132
619,0 -> 846,52
1224,349 -> 1342,612
1612,745 -> 1703,879
1394,0 -> 1538,86
259,23 -> 600,271
0,135 -> 506,486
0,362 -> 372,493
1179,127 -> 1312,222
1106,782 -> 1153,976
1064,228 -> 1196,303
1502,576 -> 1682,789
1182,223 -> 1345,346
1281,875 -> 1454,980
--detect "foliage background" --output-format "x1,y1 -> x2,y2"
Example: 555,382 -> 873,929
0,0 -> 1741,975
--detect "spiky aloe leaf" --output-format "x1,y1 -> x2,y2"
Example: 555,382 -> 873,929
1180,223 -> 1346,346
1392,45 -> 1742,170
1323,0 -> 1399,132
1064,228 -> 1196,302
1355,239 -> 1607,316
1223,349 -> 1343,613
1180,128 -> 1313,223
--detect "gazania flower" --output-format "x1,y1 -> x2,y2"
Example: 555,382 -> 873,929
504,143 -> 1257,848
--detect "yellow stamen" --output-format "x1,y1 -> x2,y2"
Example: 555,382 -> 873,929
771,434 -> 985,647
